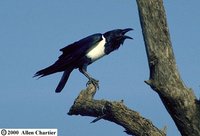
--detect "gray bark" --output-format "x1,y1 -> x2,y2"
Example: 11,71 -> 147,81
136,0 -> 200,135
68,84 -> 165,136
68,0 -> 200,135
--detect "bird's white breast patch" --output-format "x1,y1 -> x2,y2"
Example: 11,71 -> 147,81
86,35 -> 106,62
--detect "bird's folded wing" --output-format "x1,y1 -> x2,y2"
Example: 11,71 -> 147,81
51,33 -> 103,69
59,33 -> 103,58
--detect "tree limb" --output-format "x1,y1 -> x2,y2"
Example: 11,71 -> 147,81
136,0 -> 200,135
68,84 -> 166,136
67,0 -> 200,135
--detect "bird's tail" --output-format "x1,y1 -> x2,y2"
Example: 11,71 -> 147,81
33,64 -> 59,78
34,64 -> 73,92
55,68 -> 73,93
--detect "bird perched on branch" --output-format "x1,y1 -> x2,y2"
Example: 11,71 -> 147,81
34,28 -> 133,93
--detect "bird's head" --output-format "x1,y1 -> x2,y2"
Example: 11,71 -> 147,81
103,28 -> 133,46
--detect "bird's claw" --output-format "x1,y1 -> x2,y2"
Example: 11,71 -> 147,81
86,78 -> 99,89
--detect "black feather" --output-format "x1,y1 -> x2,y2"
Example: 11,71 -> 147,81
55,69 -> 73,93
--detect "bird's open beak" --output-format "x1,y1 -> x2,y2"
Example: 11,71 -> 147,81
123,35 -> 133,40
122,28 -> 133,39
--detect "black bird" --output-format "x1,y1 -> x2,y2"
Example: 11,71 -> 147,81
34,28 -> 133,93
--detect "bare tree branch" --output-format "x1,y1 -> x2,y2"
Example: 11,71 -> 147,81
68,84 -> 165,136
67,0 -> 200,135
136,0 -> 200,135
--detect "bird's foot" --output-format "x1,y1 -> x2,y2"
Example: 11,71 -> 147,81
86,78 -> 99,90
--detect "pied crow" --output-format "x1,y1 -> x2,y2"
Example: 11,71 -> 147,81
34,28 -> 133,93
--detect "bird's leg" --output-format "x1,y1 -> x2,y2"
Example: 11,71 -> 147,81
79,67 -> 99,89
87,77 -> 99,89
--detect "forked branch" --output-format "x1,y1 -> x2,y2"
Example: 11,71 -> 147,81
136,0 -> 200,135
68,84 -> 165,136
